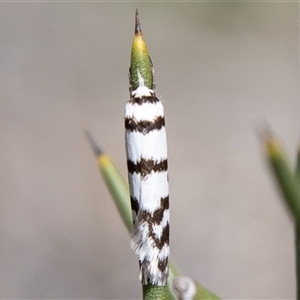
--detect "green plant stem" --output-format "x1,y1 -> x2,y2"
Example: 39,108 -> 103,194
98,154 -> 133,231
264,136 -> 300,221
85,130 -> 132,231
296,144 -> 300,300
130,9 -> 153,91
264,134 -> 300,299
295,144 -> 300,184
296,222 -> 300,300
193,282 -> 220,300
143,285 -> 168,300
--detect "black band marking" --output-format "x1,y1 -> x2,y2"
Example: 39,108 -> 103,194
125,116 -> 165,134
130,196 -> 139,215
145,222 -> 169,250
131,196 -> 169,225
129,96 -> 159,105
139,257 -> 168,276
127,159 -> 168,177
152,196 -> 169,223
157,257 -> 168,273
132,196 -> 170,249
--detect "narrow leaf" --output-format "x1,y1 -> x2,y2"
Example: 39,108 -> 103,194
85,130 -> 133,231
295,222 -> 300,299
130,9 -> 153,91
295,143 -> 300,184
263,133 -> 300,221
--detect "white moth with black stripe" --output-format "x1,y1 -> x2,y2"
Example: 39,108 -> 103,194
125,71 -> 170,286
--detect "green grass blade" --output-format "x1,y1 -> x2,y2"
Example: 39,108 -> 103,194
264,134 -> 300,221
295,144 -> 300,184
193,282 -> 220,300
296,222 -> 300,299
295,143 -> 300,299
86,130 -> 132,231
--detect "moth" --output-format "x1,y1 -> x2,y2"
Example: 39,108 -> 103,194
125,69 -> 170,286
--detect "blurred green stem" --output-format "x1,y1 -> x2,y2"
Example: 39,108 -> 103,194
296,144 -> 300,300
264,136 -> 300,221
296,222 -> 300,299
295,144 -> 300,184
264,133 -> 300,299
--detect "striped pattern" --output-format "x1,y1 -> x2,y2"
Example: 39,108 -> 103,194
125,87 -> 170,286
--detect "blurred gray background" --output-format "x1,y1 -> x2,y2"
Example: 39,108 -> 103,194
1,2 -> 299,299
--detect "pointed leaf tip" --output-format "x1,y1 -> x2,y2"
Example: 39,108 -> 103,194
135,9 -> 142,35
130,9 -> 153,91
85,129 -> 103,157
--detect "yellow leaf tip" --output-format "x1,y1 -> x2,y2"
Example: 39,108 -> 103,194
261,131 -> 282,159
